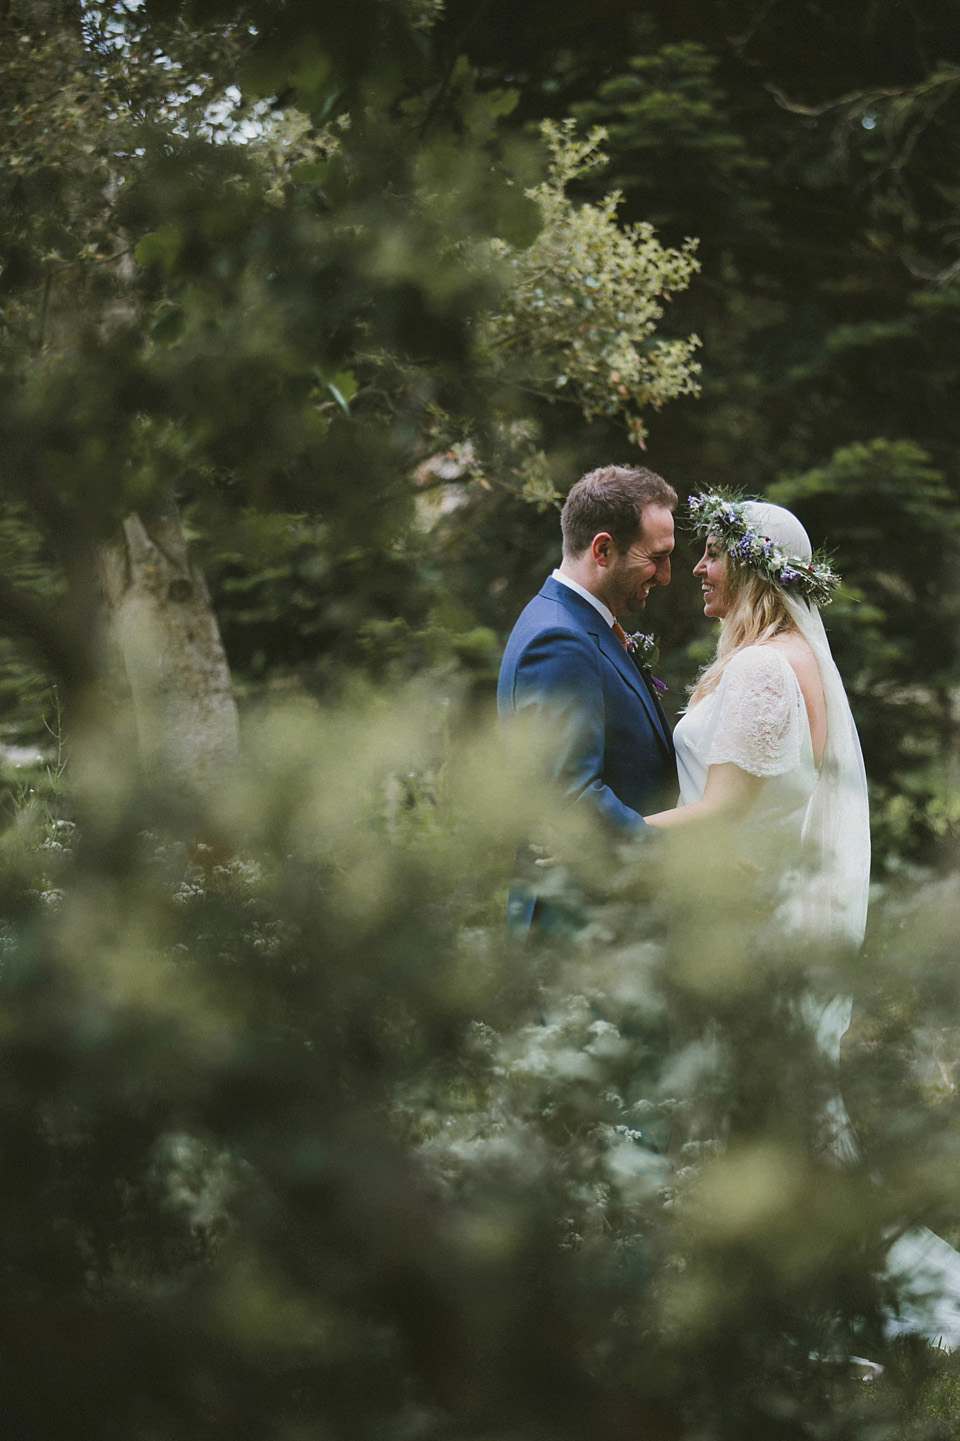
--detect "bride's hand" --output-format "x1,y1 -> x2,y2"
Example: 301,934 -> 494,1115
530,842 -> 562,868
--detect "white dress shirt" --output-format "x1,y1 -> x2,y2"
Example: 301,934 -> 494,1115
551,569 -> 616,629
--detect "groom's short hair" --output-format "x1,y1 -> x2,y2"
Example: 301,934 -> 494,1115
561,465 -> 677,557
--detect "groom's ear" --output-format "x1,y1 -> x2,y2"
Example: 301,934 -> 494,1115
592,532 -> 615,567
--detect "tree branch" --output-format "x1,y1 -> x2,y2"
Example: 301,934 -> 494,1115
765,68 -> 960,119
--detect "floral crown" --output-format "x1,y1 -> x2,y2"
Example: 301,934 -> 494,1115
687,491 -> 840,606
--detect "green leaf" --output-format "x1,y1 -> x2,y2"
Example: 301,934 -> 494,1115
291,161 -> 332,188
134,225 -> 183,272
239,39 -> 333,112
149,305 -> 184,345
494,190 -> 542,250
328,371 -> 358,406
326,383 -> 350,415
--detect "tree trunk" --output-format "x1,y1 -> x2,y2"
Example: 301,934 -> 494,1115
4,0 -> 242,792
98,506 -> 240,792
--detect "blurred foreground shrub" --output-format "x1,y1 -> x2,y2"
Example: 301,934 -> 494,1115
0,683 -> 959,1439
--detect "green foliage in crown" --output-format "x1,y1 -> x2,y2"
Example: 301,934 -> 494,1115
688,491 -> 840,607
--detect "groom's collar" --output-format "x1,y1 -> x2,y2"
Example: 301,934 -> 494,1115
551,569 -> 616,629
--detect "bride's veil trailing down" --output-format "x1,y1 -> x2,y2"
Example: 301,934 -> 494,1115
739,504 -> 867,1163
744,501 -> 960,1350
741,502 -> 871,954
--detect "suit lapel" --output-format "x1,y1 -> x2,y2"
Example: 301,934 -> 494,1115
542,578 -> 674,760
598,624 -> 675,758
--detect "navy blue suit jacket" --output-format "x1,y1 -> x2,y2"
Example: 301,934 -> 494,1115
497,576 -> 677,926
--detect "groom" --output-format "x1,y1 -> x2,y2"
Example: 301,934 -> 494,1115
497,464 -> 679,931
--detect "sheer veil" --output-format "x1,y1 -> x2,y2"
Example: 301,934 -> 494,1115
741,505 -> 869,1161
740,507 -> 960,1345
742,502 -> 871,952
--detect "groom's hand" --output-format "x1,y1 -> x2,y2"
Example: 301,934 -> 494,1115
530,842 -> 562,868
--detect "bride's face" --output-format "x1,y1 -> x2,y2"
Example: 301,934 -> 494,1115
693,537 -> 728,619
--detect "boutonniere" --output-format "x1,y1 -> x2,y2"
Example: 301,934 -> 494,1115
624,632 -> 667,692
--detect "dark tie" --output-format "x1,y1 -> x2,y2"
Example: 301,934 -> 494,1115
611,621 -> 629,649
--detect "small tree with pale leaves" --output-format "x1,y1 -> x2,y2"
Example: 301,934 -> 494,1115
483,121 -> 701,454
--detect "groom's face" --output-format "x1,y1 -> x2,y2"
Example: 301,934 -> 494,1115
605,503 -> 675,616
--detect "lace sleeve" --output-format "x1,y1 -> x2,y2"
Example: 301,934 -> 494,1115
705,647 -> 802,777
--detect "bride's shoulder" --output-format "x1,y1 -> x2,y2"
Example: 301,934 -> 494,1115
721,643 -> 804,700
709,646 -> 795,711
725,643 -> 791,679
761,633 -> 818,687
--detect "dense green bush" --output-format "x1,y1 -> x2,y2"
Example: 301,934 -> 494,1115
0,683 -> 956,1438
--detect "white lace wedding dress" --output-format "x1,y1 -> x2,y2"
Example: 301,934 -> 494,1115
675,643 -> 817,886
674,635 -> 960,1350
675,643 -> 857,1148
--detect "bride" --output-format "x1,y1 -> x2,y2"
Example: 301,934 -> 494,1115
646,491 -> 960,1351
646,494 -> 866,957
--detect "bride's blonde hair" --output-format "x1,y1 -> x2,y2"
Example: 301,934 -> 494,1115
689,554 -> 796,704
